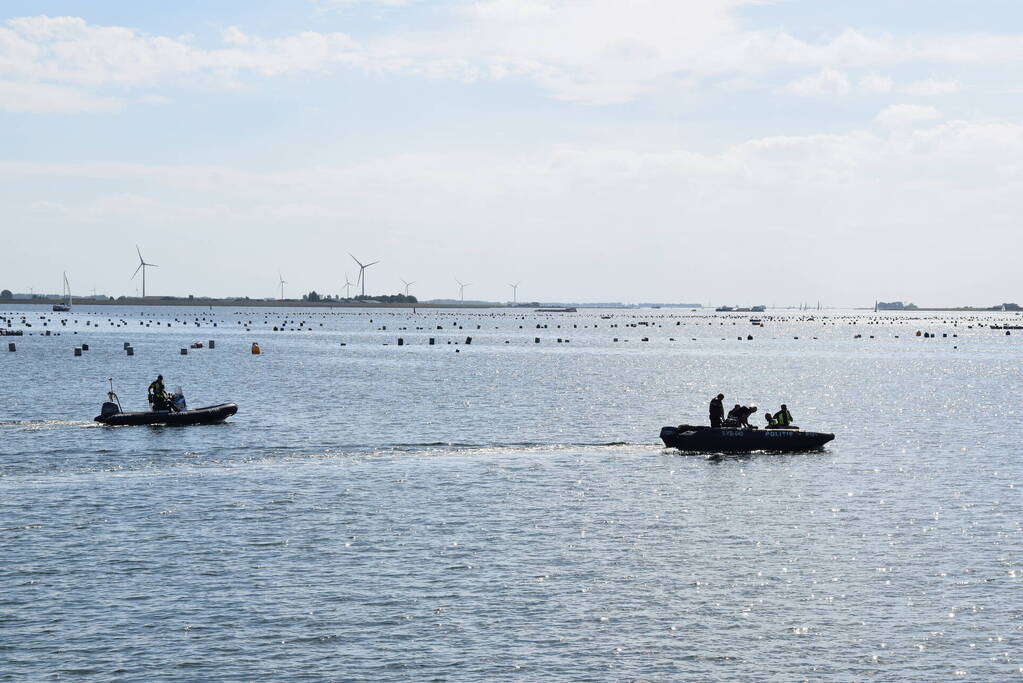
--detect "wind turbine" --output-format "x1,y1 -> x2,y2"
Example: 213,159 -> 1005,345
342,273 -> 354,299
456,278 -> 471,302
508,281 -> 521,304
132,245 -> 158,298
278,272 -> 287,300
400,278 -> 415,296
349,253 -> 379,297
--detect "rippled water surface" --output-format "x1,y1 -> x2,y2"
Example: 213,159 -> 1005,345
1,305 -> 1020,680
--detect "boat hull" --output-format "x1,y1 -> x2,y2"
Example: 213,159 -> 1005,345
661,425 -> 834,453
95,403 -> 238,426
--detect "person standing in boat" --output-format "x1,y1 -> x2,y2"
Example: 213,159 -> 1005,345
709,394 -> 725,428
775,404 -> 793,427
148,374 -> 168,411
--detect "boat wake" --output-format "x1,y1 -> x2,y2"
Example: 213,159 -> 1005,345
0,419 -> 101,431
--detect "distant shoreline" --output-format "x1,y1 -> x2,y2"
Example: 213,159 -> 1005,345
857,307 -> 1022,313
0,298 -> 489,309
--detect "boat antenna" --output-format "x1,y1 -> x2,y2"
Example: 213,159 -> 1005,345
107,378 -> 122,411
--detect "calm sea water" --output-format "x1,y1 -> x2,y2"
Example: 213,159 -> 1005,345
1,305 -> 1020,680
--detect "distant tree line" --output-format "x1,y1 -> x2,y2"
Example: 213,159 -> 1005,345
302,291 -> 417,304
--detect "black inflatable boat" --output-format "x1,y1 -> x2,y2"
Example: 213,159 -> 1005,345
660,425 -> 834,453
95,402 -> 238,426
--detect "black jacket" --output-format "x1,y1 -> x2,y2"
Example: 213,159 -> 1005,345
709,398 -> 724,419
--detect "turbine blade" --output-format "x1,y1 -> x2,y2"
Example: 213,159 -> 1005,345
136,245 -> 143,262
365,260 -> 379,268
132,263 -> 142,279
349,253 -> 363,268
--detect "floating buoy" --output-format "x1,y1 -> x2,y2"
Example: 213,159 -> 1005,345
126,347 -> 134,356
251,342 -> 261,355
7,342 -> 14,352
74,347 -> 82,356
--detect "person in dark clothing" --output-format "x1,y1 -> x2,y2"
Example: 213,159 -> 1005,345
709,394 -> 725,428
727,404 -> 743,422
148,374 -> 168,411
740,406 -> 758,428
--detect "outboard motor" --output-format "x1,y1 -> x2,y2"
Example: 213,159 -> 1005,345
171,387 -> 187,412
103,378 -> 123,416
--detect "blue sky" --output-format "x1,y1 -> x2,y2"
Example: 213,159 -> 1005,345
2,1 -> 1021,304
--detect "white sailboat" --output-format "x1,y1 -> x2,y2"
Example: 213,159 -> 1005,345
52,273 -> 72,312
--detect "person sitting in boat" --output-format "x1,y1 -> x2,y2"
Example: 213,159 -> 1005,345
148,374 -> 169,411
775,404 -> 794,427
170,387 -> 187,412
725,404 -> 743,426
765,412 -> 778,428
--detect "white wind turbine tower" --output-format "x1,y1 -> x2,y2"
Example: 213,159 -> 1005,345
400,278 -> 415,296
350,253 -> 379,297
342,273 -> 354,299
278,272 -> 287,300
132,245 -> 158,298
508,281 -> 521,304
456,278 -> 471,302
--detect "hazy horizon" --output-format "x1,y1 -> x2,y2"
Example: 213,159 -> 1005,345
2,1 -> 1021,305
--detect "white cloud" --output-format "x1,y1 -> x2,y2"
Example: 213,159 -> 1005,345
0,79 -> 121,112
784,68 -> 851,96
873,103 -> 943,127
902,78 -> 961,96
5,117 -> 1021,300
0,10 -> 1018,109
858,73 -> 893,93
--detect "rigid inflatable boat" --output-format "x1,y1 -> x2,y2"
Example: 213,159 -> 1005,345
660,425 -> 834,453
95,402 -> 237,426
